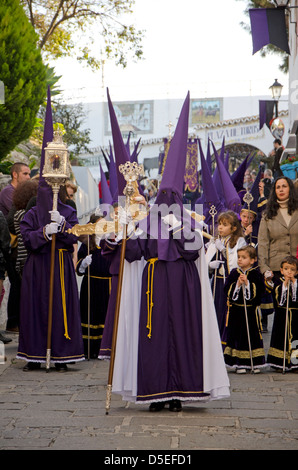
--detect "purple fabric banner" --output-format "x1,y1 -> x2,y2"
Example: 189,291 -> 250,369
249,7 -> 290,55
259,100 -> 275,130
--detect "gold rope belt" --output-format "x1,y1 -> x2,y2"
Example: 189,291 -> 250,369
58,249 -> 71,340
89,275 -> 112,294
146,258 -> 158,339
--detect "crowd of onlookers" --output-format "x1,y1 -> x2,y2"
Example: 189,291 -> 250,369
1,145 -> 298,376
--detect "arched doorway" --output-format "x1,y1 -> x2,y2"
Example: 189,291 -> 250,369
211,142 -> 269,174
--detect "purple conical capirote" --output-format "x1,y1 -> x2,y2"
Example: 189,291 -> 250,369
214,145 -> 241,213
37,86 -> 75,226
99,163 -> 113,206
156,91 -> 190,200
138,92 -> 191,261
106,88 -> 130,197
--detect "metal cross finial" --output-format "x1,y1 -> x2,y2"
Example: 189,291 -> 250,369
119,161 -> 144,200
243,190 -> 254,207
209,204 -> 217,238
209,205 -> 217,218
167,121 -> 173,139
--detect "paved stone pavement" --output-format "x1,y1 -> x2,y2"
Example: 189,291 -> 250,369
1,315 -> 298,452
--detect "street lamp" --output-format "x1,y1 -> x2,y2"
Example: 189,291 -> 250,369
274,0 -> 290,6
269,78 -> 283,117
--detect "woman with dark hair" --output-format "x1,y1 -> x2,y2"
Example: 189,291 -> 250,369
258,176 -> 298,282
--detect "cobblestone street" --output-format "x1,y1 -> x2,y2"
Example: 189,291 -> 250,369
1,316 -> 298,451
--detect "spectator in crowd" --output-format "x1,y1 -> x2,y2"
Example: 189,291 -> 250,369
66,182 -> 77,202
0,163 -> 31,216
0,211 -> 12,344
258,176 -> 298,283
270,139 -> 284,180
261,169 -> 274,199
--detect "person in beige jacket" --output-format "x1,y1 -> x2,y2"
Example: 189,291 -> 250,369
258,176 -> 298,279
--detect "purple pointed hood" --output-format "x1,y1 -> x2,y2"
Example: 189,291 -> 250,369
130,137 -> 141,163
231,154 -> 250,192
107,142 -> 118,201
214,146 -> 241,213
206,138 -> 212,174
107,88 -> 130,197
36,86 -> 74,226
197,139 -> 225,228
101,147 -> 110,172
139,92 -> 191,261
100,163 -> 113,206
156,92 -> 190,203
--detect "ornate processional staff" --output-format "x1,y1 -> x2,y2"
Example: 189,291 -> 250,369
243,189 -> 254,245
209,204 -> 217,239
209,205 -> 219,300
242,275 -> 254,373
283,282 -> 290,374
43,131 -> 71,372
105,161 -> 144,414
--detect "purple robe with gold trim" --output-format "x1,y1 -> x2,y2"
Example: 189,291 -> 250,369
17,206 -> 85,364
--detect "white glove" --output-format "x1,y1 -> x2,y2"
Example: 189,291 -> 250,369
45,222 -> 59,239
49,210 -> 64,225
81,254 -> 92,269
264,270 -> 273,279
215,239 -> 225,252
162,214 -> 180,229
118,207 -> 132,226
134,227 -> 143,237
209,260 -> 225,270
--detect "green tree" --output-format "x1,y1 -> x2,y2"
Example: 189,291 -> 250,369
35,101 -> 92,160
20,0 -> 144,70
0,0 -> 47,160
236,0 -> 288,73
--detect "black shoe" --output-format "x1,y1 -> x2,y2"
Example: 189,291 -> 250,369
169,399 -> 182,412
0,332 -> 12,344
55,363 -> 68,372
149,402 -> 165,412
23,362 -> 41,371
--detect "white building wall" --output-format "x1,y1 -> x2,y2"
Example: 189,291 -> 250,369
79,93 -> 288,183
288,0 -> 298,131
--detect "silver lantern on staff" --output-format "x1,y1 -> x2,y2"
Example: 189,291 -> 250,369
42,129 -> 71,371
43,130 -> 71,210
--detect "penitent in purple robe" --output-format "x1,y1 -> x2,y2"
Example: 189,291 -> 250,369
132,217 -> 209,404
16,206 -> 85,364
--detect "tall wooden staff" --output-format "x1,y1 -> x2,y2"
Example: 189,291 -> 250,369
283,282 -> 290,374
105,161 -> 144,414
87,235 -> 91,360
209,205 -> 219,300
43,131 -> 70,372
209,204 -> 217,240
243,189 -> 254,245
242,279 -> 254,373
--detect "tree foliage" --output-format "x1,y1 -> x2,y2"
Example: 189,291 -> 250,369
20,0 -> 144,70
236,0 -> 289,73
33,101 -> 92,160
0,0 -> 47,160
